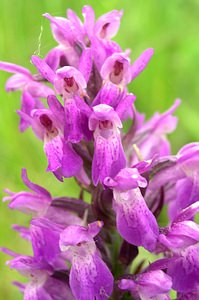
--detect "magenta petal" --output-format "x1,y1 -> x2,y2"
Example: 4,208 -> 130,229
12,225 -> 31,241
95,10 -> 123,40
82,6 -> 95,38
131,48 -> 154,81
69,251 -> 113,300
42,277 -> 75,300
45,205 -> 82,226
31,55 -> 55,83
78,48 -> 93,82
21,169 -> 51,198
19,92 -> 35,132
74,95 -> 92,117
67,9 -> 84,36
159,220 -> 199,250
4,190 -> 50,215
5,73 -> 30,92
64,99 -> 83,143
167,245 -> 199,293
62,142 -> 83,177
92,82 -> 122,108
26,81 -> 55,98
92,134 -> 126,186
43,13 -> 74,46
113,188 -> 159,251
0,61 -> 32,77
44,136 -> 63,172
45,47 -> 63,71
30,218 -> 64,269
115,93 -> 136,120
47,95 -> 65,128
174,201 -> 199,223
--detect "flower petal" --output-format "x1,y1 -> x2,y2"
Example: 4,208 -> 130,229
131,48 -> 154,81
0,61 -> 32,77
113,188 -> 159,251
62,142 -> 83,177
31,55 -> 55,84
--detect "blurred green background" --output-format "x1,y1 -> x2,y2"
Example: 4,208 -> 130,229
0,0 -> 199,298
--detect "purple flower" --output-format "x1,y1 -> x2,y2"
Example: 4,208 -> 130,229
7,254 -> 74,300
104,167 -> 159,251
119,270 -> 172,300
129,99 -> 180,164
43,6 -> 123,70
18,96 -> 83,179
60,221 -> 114,300
3,169 -> 52,215
54,66 -> 91,143
31,57 -> 92,143
146,142 -> 199,221
100,52 -> 132,87
177,291 -> 199,300
54,66 -> 87,98
89,104 -> 126,185
3,169 -> 83,226
0,61 -> 54,131
167,245 -> 199,294
100,48 -> 153,87
157,201 -> 199,252
149,244 -> 199,295
30,218 -> 66,270
0,61 -> 54,96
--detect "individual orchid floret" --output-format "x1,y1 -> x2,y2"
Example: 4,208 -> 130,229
30,59 -> 91,143
104,167 -> 159,251
89,104 -> 126,185
27,106 -> 65,175
54,67 -> 90,143
0,61 -> 54,131
54,66 -> 87,98
146,142 -> 199,221
119,270 -> 172,300
43,13 -> 81,67
100,48 -> 153,89
129,99 -> 181,164
0,61 -> 54,97
94,9 -> 123,40
7,254 -> 75,300
149,245 -> 199,295
60,221 -> 114,300
157,201 -> 199,252
3,169 -> 52,216
18,96 -> 83,179
100,52 -> 131,87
